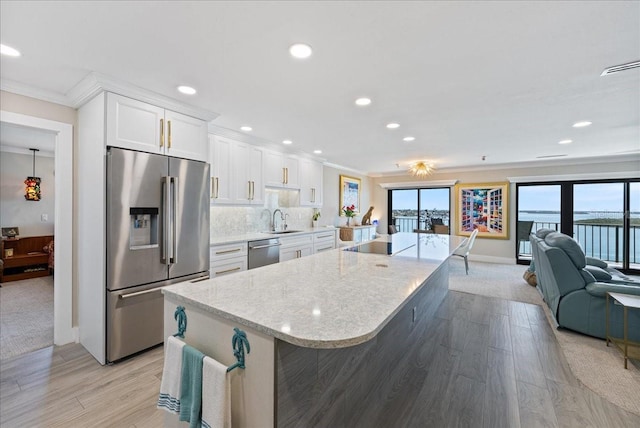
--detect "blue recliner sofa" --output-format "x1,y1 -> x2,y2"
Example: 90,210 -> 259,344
530,230 -> 640,342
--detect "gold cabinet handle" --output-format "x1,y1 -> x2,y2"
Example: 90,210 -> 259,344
211,177 -> 215,199
248,181 -> 252,200
160,118 -> 165,147
215,177 -> 219,198
251,181 -> 255,200
167,120 -> 172,148
285,167 -> 289,184
215,266 -> 241,275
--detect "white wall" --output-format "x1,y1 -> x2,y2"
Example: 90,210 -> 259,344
320,165 -> 373,228
371,158 -> 640,263
0,151 -> 55,236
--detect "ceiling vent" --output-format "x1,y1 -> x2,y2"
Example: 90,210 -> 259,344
600,60 -> 640,76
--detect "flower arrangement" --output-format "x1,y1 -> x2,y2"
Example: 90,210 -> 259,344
312,210 -> 321,221
342,204 -> 356,217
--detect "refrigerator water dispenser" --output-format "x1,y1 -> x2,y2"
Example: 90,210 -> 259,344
129,207 -> 159,249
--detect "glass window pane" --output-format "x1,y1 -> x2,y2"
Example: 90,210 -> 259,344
390,189 -> 418,232
630,182 -> 639,268
517,185 -> 561,258
419,188 -> 450,232
573,183 -> 624,264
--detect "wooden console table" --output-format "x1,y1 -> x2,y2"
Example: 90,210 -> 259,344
1,235 -> 53,283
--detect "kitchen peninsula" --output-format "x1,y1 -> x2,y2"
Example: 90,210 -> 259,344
162,232 -> 464,427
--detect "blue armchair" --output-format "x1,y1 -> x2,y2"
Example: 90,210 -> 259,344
530,231 -> 640,341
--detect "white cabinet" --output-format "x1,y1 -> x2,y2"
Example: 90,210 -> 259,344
279,233 -> 313,262
106,93 -> 208,162
209,135 -> 234,204
299,158 -> 323,207
233,143 -> 264,205
209,242 -> 247,277
210,136 -> 263,205
264,150 -> 299,188
313,230 -> 337,253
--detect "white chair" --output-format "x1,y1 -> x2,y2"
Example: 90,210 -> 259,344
452,229 -> 479,275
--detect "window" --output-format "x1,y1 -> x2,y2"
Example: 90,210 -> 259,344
389,187 -> 451,233
516,179 -> 639,273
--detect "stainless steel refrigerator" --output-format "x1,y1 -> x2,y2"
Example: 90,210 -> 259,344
106,147 -> 209,362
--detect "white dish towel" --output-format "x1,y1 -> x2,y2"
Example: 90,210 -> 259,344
157,336 -> 185,414
201,356 -> 231,428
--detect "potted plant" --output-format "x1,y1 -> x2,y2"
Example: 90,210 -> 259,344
312,210 -> 321,228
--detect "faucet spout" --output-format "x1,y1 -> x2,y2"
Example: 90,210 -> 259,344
272,209 -> 284,231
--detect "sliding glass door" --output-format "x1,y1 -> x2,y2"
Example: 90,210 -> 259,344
389,187 -> 451,233
517,179 -> 639,273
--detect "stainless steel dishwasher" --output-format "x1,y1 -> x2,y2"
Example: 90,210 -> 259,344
248,238 -> 281,269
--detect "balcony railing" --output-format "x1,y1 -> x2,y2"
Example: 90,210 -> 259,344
518,221 -> 639,265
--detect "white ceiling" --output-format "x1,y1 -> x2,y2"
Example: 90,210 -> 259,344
1,1 -> 639,175
0,122 -> 56,156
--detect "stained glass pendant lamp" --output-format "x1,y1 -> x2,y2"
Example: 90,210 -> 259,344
24,148 -> 41,201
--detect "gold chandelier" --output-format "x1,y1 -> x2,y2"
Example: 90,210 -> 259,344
408,161 -> 434,178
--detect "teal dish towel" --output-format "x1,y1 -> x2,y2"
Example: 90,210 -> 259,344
179,344 -> 205,428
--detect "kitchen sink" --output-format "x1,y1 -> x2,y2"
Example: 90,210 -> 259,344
269,230 -> 303,234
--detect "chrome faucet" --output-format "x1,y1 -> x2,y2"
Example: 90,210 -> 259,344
272,209 -> 284,231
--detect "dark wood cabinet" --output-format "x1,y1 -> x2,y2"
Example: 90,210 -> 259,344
1,235 -> 53,283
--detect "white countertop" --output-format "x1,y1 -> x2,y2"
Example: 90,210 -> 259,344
210,226 -> 338,245
164,232 -> 464,348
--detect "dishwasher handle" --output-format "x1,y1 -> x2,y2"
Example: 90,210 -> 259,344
249,242 -> 282,250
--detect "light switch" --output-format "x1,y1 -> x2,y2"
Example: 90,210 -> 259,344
41,214 -> 48,222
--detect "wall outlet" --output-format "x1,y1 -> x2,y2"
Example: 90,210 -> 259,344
41,214 -> 48,222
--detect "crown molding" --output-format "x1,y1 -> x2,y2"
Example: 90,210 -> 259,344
378,180 -> 458,189
507,170 -> 640,183
1,79 -> 73,107
66,72 -> 219,121
322,162 -> 369,176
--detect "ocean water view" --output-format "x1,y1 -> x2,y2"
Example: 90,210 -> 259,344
392,210 -> 640,264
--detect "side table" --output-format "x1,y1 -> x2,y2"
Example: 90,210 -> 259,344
606,292 -> 640,369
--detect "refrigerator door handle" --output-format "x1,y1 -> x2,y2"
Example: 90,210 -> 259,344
162,176 -> 171,265
171,176 -> 178,264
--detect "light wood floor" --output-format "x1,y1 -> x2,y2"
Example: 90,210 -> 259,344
1,291 -> 639,427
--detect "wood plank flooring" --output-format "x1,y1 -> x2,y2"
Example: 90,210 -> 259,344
1,290 -> 639,427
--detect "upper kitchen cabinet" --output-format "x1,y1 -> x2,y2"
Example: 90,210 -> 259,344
209,136 -> 263,205
299,158 -> 323,207
106,93 -> 208,162
233,141 -> 264,205
264,149 -> 299,189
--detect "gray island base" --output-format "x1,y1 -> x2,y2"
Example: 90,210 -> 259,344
162,232 -> 463,427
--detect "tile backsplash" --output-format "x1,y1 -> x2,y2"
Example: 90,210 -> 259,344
210,189 -> 315,238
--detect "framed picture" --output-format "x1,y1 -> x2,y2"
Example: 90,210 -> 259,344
339,175 -> 361,215
1,227 -> 20,239
455,182 -> 509,239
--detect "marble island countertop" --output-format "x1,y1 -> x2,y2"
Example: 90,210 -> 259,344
164,232 -> 464,348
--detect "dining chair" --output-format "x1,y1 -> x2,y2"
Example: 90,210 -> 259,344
452,229 -> 479,274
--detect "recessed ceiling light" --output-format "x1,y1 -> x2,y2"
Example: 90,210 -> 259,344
386,123 -> 400,129
403,136 -> 415,142
558,139 -> 573,145
289,43 -> 312,59
177,85 -> 196,95
282,140 -> 293,145
240,126 -> 252,132
355,97 -> 371,106
313,150 -> 322,154
572,121 -> 592,128
0,44 -> 21,57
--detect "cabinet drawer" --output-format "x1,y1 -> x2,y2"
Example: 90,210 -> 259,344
210,242 -> 248,262
210,256 -> 247,278
314,242 -> 335,253
279,233 -> 313,248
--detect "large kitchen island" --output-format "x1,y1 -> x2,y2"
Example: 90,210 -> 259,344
162,232 -> 464,427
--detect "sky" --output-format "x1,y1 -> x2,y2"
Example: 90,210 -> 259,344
391,183 -> 640,212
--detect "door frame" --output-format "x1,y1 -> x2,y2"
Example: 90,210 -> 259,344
1,110 -> 75,345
